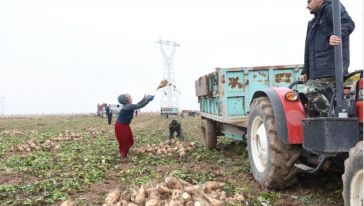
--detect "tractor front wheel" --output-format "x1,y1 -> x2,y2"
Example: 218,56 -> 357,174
247,97 -> 300,190
342,141 -> 363,206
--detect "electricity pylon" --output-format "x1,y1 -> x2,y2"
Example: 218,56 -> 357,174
155,39 -> 180,116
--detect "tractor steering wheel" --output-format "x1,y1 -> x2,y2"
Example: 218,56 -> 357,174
288,80 -> 304,90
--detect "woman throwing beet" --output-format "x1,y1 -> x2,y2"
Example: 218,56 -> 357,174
115,93 -> 154,162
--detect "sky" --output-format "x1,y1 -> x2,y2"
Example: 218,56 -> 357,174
0,0 -> 363,115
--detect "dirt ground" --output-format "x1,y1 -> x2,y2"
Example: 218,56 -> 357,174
0,113 -> 345,206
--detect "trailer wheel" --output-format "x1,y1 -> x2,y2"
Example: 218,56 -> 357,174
342,141 -> 363,206
247,97 -> 300,189
201,118 -> 217,150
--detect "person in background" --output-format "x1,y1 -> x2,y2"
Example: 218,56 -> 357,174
302,0 -> 355,116
105,104 -> 112,125
135,109 -> 138,117
97,104 -> 101,117
115,94 -> 154,162
169,119 -> 184,141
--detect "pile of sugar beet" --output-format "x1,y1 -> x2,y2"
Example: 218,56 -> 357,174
60,140 -> 245,205
61,176 -> 245,206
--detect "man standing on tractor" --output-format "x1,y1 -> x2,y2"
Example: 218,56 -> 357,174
302,0 -> 355,116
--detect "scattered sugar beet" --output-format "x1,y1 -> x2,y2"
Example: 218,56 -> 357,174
0,129 -> 25,136
87,127 -> 108,136
8,130 -> 85,153
133,139 -> 196,159
58,177 -> 245,206
9,138 -> 61,153
53,130 -> 83,141
60,199 -> 75,206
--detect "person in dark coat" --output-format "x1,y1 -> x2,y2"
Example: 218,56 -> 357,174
105,105 -> 112,125
115,94 -> 154,162
169,119 -> 184,141
302,0 -> 355,116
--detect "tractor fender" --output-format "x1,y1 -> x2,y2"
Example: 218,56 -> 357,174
251,88 -> 305,144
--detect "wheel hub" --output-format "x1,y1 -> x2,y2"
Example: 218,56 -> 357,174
251,117 -> 268,172
350,170 -> 363,206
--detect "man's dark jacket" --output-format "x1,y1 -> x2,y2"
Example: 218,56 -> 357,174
302,0 -> 355,79
105,106 -> 111,116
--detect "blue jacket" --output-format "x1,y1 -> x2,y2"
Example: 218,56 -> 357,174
302,0 -> 355,79
116,95 -> 151,124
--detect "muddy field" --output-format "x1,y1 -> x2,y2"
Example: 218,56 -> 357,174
0,113 -> 344,205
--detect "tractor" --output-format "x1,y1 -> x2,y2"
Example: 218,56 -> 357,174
196,1 -> 362,205
246,1 -> 362,205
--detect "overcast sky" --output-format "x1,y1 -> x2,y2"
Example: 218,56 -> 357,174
0,0 -> 363,115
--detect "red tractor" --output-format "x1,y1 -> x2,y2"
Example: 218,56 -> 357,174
247,70 -> 362,200
246,1 -> 362,205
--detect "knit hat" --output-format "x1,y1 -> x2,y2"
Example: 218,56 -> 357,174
118,94 -> 128,105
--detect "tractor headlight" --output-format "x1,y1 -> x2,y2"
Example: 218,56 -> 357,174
285,91 -> 299,101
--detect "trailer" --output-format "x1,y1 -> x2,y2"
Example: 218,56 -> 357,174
196,64 -> 304,142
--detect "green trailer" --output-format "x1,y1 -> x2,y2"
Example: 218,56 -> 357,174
195,64 -> 303,142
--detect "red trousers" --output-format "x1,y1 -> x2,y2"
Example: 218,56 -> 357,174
114,122 -> 134,158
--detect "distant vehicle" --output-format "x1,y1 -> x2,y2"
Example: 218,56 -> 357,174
180,110 -> 199,117
160,107 -> 179,118
97,103 -> 107,117
97,103 -> 121,117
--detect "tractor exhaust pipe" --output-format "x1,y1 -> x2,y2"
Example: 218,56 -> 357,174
332,0 -> 348,117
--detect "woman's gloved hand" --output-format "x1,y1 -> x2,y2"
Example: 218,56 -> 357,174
148,95 -> 155,101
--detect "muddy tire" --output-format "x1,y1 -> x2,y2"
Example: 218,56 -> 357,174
201,118 -> 217,150
247,97 -> 300,190
342,141 -> 363,206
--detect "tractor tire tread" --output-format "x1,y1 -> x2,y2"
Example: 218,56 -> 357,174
342,141 -> 363,206
251,96 -> 300,190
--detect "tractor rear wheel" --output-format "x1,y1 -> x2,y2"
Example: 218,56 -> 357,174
247,97 -> 300,189
201,118 -> 217,150
342,141 -> 363,206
